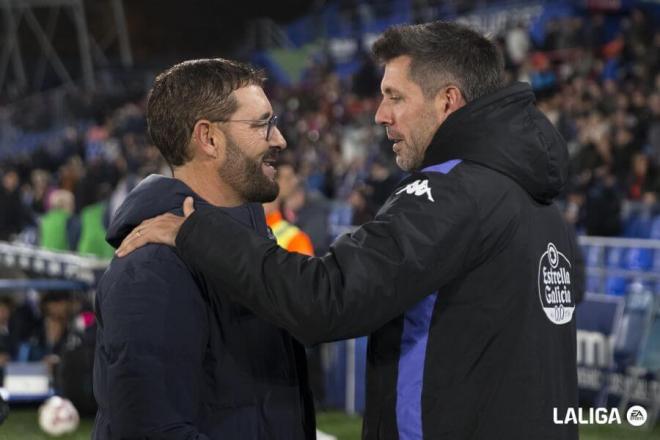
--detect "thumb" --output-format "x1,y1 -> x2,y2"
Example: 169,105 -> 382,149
183,196 -> 195,218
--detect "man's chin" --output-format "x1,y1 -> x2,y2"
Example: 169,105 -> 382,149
252,181 -> 280,204
396,154 -> 424,172
395,156 -> 411,172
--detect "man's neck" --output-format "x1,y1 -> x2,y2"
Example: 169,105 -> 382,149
174,164 -> 243,208
263,199 -> 280,215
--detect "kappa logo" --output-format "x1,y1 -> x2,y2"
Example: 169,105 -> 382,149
396,179 -> 434,202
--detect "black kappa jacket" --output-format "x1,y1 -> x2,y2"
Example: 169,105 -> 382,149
175,83 -> 584,440
92,175 -> 315,439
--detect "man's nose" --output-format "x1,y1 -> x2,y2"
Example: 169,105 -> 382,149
375,102 -> 392,126
270,126 -> 287,150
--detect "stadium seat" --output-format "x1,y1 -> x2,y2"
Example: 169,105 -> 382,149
653,250 -> 660,273
624,247 -> 654,271
649,215 -> 660,239
586,275 -> 602,294
623,210 -> 654,238
605,276 -> 628,296
606,247 -> 625,269
584,244 -> 604,268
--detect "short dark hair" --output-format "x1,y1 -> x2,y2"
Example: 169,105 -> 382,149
146,58 -> 266,167
372,21 -> 504,102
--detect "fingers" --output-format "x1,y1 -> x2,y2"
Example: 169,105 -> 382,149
116,227 -> 153,257
114,209 -> 188,258
115,214 -> 184,257
183,196 -> 195,218
115,219 -> 158,257
115,229 -> 146,257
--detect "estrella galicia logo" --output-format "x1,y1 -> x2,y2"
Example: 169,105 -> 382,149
538,242 -> 575,325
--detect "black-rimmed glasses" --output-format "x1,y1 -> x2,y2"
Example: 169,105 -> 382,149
214,115 -> 279,141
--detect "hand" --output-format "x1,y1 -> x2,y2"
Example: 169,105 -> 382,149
115,197 -> 195,257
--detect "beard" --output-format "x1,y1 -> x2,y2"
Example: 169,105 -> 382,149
395,141 -> 425,172
396,109 -> 438,172
219,135 -> 279,203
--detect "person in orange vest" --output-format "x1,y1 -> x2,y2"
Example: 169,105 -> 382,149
264,163 -> 314,256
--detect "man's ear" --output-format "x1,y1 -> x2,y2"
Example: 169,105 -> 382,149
191,119 -> 225,159
434,85 -> 466,119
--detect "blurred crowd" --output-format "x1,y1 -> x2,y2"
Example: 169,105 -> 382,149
0,7 -> 659,261
504,9 -> 660,237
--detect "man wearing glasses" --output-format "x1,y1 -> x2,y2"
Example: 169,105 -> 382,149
92,58 -> 315,439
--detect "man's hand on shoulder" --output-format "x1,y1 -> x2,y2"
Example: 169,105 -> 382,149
115,196 -> 195,257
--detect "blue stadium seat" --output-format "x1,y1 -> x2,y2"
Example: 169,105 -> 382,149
605,276 -> 628,296
583,244 -> 604,268
653,250 -> 660,273
586,275 -> 602,294
649,215 -> 660,239
606,247 -> 625,269
624,247 -> 653,271
623,211 -> 654,238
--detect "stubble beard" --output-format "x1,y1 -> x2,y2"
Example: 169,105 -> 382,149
396,109 -> 439,172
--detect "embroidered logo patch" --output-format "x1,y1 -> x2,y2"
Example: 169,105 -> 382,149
395,179 -> 434,202
538,242 -> 575,325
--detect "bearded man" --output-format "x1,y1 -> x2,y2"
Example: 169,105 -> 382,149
92,59 -> 315,439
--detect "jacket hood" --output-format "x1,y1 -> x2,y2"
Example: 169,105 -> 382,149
106,174 -> 267,248
421,82 -> 568,203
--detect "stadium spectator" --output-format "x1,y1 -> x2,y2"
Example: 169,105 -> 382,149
584,172 -> 622,237
16,291 -> 74,371
504,22 -> 531,68
93,58 -> 315,439
38,189 -> 77,251
27,169 -> 51,216
0,168 -> 29,241
119,21 -> 584,440
76,184 -> 114,258
264,163 -> 315,256
626,152 -> 660,202
0,296 -> 15,383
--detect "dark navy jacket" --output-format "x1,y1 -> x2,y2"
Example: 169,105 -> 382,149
174,83 -> 584,439
92,175 -> 315,439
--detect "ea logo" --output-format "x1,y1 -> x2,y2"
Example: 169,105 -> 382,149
626,405 -> 647,427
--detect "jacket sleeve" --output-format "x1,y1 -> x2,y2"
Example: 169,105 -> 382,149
176,173 -> 479,346
99,249 -> 210,439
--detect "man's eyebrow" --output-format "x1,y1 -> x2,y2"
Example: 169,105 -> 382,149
255,111 -> 271,120
382,86 -> 402,96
